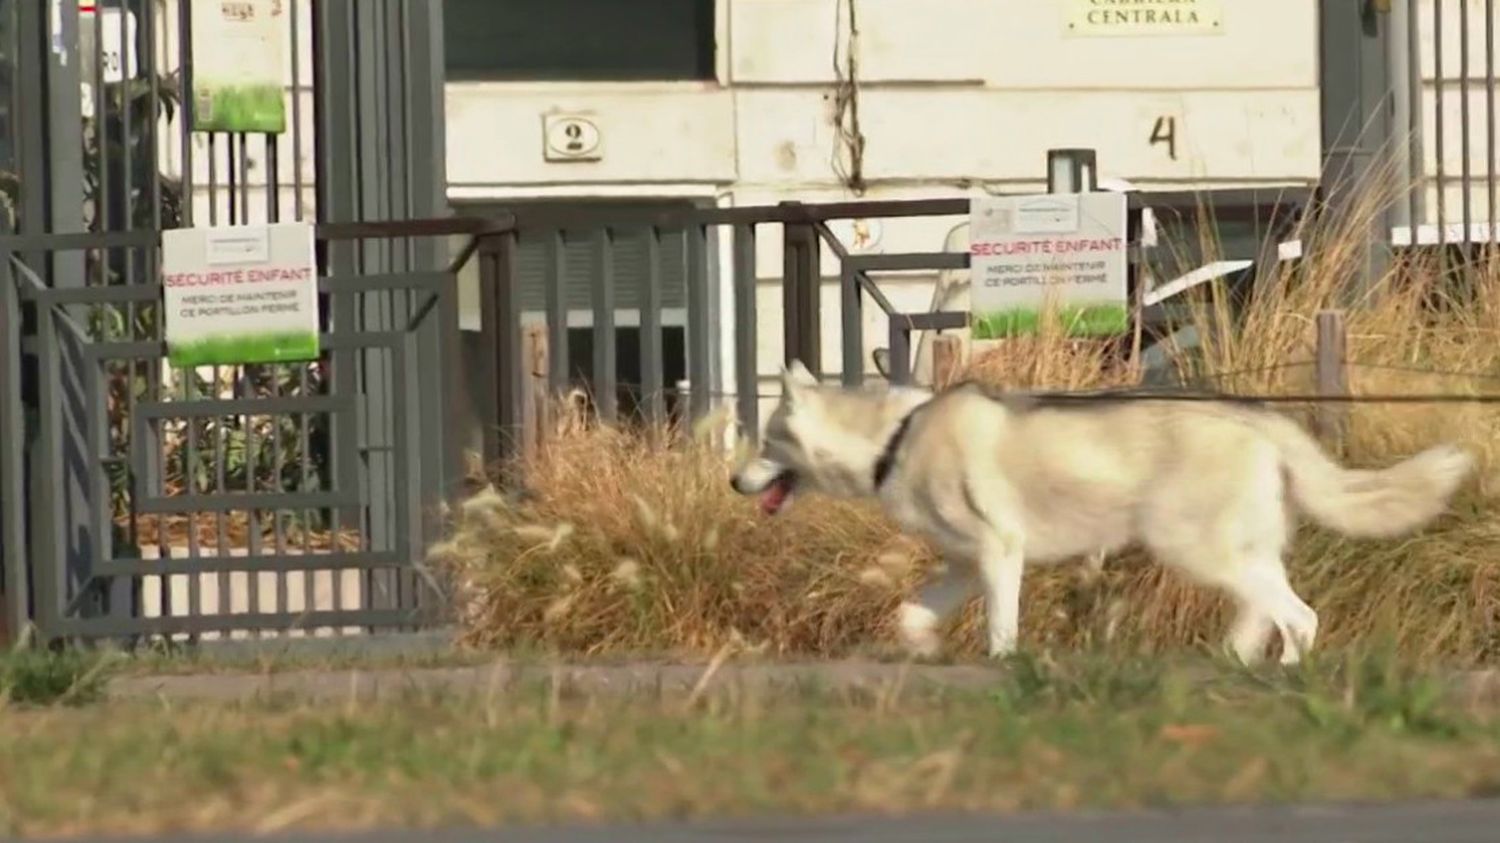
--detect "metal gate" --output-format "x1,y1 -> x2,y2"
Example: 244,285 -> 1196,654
0,0 -> 457,643
0,223 -> 469,641
1325,1 -> 1500,253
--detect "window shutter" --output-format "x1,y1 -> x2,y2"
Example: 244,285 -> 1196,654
516,226 -> 689,318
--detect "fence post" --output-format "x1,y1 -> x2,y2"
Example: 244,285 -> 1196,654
521,324 -> 550,464
1318,0 -> 1393,294
481,231 -> 524,479
1047,148 -> 1098,193
1314,309 -> 1349,451
930,335 -> 963,389
781,202 -> 822,376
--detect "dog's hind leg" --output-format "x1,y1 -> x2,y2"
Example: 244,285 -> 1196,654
1225,600 -> 1275,665
898,563 -> 977,659
1223,559 -> 1318,665
1265,565 -> 1318,665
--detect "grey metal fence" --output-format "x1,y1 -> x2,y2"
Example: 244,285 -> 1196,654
1415,0 -> 1499,247
1369,1 -> 1500,250
472,187 -> 1312,471
0,0 -> 455,645
0,221 -> 480,642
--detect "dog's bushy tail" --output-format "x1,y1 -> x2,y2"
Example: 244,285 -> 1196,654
1256,414 -> 1474,538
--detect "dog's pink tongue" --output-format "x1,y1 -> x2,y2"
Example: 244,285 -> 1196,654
760,478 -> 792,516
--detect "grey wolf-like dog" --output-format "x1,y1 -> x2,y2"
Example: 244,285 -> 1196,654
730,362 -> 1473,663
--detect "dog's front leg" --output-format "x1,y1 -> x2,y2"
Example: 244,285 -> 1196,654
898,562 -> 977,659
978,534 -> 1025,657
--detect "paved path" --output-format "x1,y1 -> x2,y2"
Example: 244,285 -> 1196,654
111,658 -> 1500,705
49,800 -> 1500,842
108,660 -> 1014,701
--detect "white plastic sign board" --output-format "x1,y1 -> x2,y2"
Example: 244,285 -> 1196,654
80,5 -> 138,83
190,0 -> 287,133
162,223 -> 319,367
969,192 -> 1129,339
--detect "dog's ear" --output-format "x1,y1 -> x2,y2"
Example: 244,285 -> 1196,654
781,359 -> 818,402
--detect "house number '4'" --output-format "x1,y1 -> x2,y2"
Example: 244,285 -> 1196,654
1150,116 -> 1178,161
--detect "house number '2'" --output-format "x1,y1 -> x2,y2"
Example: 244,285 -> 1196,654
1150,116 -> 1178,161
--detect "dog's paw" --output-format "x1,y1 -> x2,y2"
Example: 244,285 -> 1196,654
901,630 -> 942,660
986,634 -> 1020,660
897,603 -> 943,659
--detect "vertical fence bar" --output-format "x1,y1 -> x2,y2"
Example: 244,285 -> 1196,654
138,0 -> 161,627
243,139 -> 260,226
291,0 -> 306,222
639,226 -> 665,425
144,0 -> 162,230
84,357 -> 111,619
1488,0 -> 1497,245
1386,0 -> 1410,229
298,360 -> 315,627
886,319 -> 912,385
227,134 -> 239,225
592,228 -> 617,423
33,302 -> 63,634
119,1 -> 134,239
267,136 -> 281,223
290,0 -> 312,623
781,212 -> 822,374
207,134 -> 219,226
392,330 -> 420,625
14,0 -> 46,254
732,223 -> 758,440
93,3 -> 108,238
244,377 -> 263,626
686,223 -> 712,420
1461,0 -> 1473,257
1411,0 -> 1427,228
485,232 -> 524,472
1436,0 -> 1447,247
213,383 -> 231,627
840,262 -> 863,387
781,221 -> 801,368
0,253 -> 27,640
154,278 -> 173,627
545,230 -> 569,393
178,0 -> 195,227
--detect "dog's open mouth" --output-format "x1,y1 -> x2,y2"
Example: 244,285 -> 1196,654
760,471 -> 798,516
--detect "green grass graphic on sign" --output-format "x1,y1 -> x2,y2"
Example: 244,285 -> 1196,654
168,330 -> 318,368
971,304 -> 1130,339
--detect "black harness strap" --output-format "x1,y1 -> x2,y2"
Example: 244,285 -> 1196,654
872,409 -> 918,490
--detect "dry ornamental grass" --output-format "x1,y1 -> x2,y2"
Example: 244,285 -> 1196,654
435,183 -> 1500,665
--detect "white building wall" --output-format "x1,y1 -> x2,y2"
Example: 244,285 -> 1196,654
444,0 -> 1322,414
140,1 -> 1327,420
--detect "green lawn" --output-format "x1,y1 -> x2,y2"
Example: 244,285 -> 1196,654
2,650 -> 1499,837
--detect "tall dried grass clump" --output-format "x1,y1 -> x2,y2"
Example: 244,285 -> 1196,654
439,183 -> 1500,665
432,404 -> 926,655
